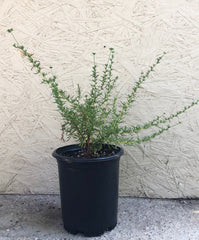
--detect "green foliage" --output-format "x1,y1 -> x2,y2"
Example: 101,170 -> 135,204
8,29 -> 199,157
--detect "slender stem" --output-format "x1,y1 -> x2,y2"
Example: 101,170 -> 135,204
10,32 -> 19,46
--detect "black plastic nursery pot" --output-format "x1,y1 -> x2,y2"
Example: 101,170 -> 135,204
52,144 -> 123,237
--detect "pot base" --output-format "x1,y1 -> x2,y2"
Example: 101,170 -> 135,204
64,223 -> 117,237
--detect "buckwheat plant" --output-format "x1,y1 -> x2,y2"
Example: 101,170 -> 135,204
8,28 -> 199,157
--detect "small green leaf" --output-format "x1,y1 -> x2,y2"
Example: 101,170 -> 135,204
7,28 -> 13,33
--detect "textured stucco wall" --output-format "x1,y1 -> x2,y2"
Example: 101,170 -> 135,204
1,0 -> 199,198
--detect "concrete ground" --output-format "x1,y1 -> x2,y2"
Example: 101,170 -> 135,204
0,195 -> 199,240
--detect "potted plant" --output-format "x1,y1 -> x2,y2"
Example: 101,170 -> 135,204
8,29 -> 199,237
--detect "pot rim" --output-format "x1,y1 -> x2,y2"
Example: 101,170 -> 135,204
52,144 -> 124,163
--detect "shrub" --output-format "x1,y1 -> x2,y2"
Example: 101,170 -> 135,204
7,28 -> 199,157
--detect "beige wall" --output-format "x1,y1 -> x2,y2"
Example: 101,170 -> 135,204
1,0 -> 199,198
